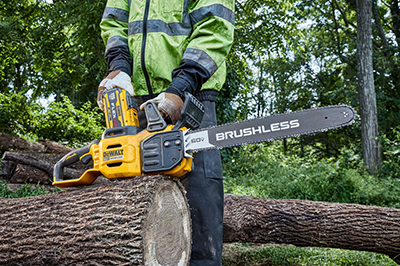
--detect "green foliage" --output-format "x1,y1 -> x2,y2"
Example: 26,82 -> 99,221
0,0 -> 107,106
380,127 -> 400,178
34,95 -> 104,146
222,243 -> 397,266
0,92 -> 41,138
0,92 -> 104,146
226,0 -> 362,156
223,143 -> 400,208
0,182 -> 54,198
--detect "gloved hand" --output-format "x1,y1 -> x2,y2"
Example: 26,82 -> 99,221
97,70 -> 134,111
140,92 -> 184,124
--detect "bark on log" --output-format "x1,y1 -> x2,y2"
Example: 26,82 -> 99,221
8,163 -> 50,184
0,176 -> 191,266
223,194 -> 400,263
37,139 -> 73,154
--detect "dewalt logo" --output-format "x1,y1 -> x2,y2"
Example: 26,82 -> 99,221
103,149 -> 124,161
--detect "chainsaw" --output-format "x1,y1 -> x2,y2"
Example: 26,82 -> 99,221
53,88 -> 356,188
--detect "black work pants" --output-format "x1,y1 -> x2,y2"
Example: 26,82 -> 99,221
180,100 -> 224,266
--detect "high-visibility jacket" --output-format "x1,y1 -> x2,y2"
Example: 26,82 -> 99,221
100,0 -> 235,101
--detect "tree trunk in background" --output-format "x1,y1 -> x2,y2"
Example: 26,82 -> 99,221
356,0 -> 381,174
0,176 -> 191,266
224,194 -> 400,264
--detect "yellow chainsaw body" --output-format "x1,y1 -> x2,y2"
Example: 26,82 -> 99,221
53,125 -> 193,188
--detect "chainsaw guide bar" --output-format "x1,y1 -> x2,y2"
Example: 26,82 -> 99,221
184,105 -> 357,153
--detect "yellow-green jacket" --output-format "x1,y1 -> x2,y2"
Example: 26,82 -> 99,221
100,0 -> 235,101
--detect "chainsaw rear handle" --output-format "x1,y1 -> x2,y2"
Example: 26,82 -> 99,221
143,92 -> 204,132
53,141 -> 98,183
174,92 -> 205,130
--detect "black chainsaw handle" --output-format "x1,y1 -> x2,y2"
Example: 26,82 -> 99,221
142,92 -> 204,132
173,92 -> 205,130
53,141 -> 98,183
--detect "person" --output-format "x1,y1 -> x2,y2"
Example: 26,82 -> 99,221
98,1 -> 235,265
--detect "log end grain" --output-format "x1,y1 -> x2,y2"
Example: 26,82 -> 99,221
0,175 -> 192,265
143,180 -> 191,266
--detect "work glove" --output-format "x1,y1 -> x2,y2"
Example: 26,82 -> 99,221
140,92 -> 184,124
97,70 -> 134,111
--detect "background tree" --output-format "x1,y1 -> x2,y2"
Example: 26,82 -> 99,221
357,0 -> 381,174
0,0 -> 107,106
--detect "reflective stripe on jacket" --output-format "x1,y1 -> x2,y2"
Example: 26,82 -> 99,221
100,0 -> 235,100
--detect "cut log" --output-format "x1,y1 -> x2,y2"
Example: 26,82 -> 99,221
9,163 -> 50,184
223,194 -> 400,263
0,176 -> 191,265
0,134 -> 76,184
37,139 -> 73,154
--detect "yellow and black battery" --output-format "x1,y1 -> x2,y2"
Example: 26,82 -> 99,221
102,87 -> 139,128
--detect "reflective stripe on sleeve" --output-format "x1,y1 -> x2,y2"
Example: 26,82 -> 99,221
102,7 -> 129,23
182,48 -> 218,76
190,4 -> 235,26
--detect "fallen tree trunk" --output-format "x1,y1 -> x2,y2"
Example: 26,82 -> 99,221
224,194 -> 400,263
1,179 -> 399,265
0,176 -> 191,266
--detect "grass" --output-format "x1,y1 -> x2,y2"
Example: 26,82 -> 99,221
222,243 -> 397,266
223,145 -> 400,208
0,182 -> 55,198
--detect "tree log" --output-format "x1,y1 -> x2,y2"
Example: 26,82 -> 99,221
1,180 -> 399,265
8,163 -> 50,184
0,176 -> 191,266
37,139 -> 73,154
223,194 -> 400,263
